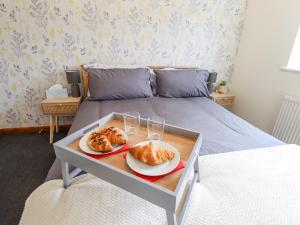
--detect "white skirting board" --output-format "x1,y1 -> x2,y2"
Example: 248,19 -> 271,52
20,144 -> 300,225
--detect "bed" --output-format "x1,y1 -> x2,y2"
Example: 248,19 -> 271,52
22,144 -> 300,225
45,65 -> 282,181
22,65 -> 292,225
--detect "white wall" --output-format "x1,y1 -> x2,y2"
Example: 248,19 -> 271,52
230,0 -> 300,134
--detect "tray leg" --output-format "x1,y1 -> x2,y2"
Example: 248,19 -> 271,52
61,160 -> 71,188
49,115 -> 55,144
55,116 -> 59,133
166,211 -> 177,225
176,172 -> 198,225
194,156 -> 200,183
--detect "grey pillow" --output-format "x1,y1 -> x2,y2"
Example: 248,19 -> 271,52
87,68 -> 153,100
154,69 -> 210,98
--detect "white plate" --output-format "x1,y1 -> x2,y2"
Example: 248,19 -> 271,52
126,141 -> 180,176
79,129 -> 126,155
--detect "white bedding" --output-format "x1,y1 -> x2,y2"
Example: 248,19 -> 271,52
20,144 -> 300,225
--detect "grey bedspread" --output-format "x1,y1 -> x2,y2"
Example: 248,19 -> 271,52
46,97 -> 282,181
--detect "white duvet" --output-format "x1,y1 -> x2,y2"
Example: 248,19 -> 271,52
20,144 -> 300,225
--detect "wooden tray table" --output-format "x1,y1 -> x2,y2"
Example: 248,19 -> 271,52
54,112 -> 202,225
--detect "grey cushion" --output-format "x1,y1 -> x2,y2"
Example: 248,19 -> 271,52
87,68 -> 153,100
154,69 -> 210,98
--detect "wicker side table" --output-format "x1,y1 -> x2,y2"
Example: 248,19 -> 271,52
41,97 -> 81,143
210,92 -> 235,107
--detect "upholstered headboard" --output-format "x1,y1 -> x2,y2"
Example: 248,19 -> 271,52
80,65 -> 217,99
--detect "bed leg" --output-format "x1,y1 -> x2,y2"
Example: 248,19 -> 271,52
194,156 -> 200,183
61,160 -> 71,188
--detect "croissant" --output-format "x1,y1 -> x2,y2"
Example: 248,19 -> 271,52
99,127 -> 127,145
88,132 -> 113,152
129,141 -> 175,165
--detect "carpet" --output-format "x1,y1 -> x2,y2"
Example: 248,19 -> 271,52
0,131 -> 67,225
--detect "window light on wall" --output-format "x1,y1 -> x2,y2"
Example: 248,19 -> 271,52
285,26 -> 300,72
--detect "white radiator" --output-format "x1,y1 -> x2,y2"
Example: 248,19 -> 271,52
272,96 -> 300,144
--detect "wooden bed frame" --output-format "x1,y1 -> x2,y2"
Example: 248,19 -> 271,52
80,65 -> 210,99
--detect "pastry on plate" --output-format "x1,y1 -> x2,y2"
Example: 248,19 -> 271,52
88,131 -> 113,152
129,141 -> 175,165
99,126 -> 127,145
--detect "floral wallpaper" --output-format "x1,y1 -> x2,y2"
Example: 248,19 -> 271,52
0,0 -> 247,128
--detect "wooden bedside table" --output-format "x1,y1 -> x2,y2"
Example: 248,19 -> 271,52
41,97 -> 81,143
210,92 -> 235,107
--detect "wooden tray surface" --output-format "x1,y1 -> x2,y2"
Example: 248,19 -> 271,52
68,118 -> 197,192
